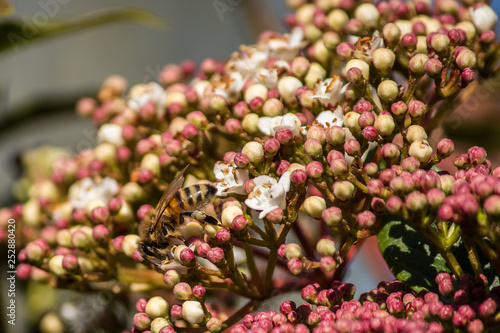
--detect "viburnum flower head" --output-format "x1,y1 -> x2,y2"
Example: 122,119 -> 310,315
68,177 -> 119,209
245,171 -> 291,219
128,82 -> 165,112
258,113 -> 302,136
214,161 -> 249,196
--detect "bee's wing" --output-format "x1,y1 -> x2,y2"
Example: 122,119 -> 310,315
150,165 -> 189,233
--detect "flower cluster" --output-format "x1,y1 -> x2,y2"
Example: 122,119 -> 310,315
2,0 -> 500,331
230,273 -> 499,333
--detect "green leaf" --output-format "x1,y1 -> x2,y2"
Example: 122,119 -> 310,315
378,215 -> 499,293
0,8 -> 165,54
377,215 -> 451,293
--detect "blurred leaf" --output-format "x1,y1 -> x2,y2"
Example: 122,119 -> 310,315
378,216 -> 450,293
0,7 -> 165,54
0,0 -> 13,16
378,215 -> 498,293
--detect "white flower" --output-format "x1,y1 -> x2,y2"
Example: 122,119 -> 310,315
302,107 -> 344,135
311,77 -> 345,107
213,71 -> 245,103
128,82 -> 165,112
267,27 -> 305,61
470,4 -> 498,33
228,48 -> 269,78
68,177 -> 119,209
315,107 -> 344,128
258,113 -> 302,136
214,161 -> 249,196
97,123 -> 124,146
182,301 -> 205,324
245,172 -> 291,219
352,31 -> 384,63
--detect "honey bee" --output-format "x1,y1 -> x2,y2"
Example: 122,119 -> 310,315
138,165 -> 218,267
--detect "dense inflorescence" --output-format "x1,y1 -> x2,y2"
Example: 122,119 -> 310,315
2,0 -> 500,331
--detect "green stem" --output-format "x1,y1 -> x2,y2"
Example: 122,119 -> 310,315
463,236 -> 483,275
242,242 -> 262,291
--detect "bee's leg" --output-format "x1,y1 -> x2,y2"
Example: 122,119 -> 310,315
182,211 -> 219,225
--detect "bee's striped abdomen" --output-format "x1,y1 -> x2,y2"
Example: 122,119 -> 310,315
168,184 -> 217,213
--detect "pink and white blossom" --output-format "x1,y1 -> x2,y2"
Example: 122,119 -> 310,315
245,172 -> 291,219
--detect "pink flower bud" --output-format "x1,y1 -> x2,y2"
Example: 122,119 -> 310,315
357,210 -> 376,228
481,30 -> 496,44
275,128 -> 294,145
287,258 -> 303,275
275,160 -> 290,176
136,138 -> 156,155
265,208 -> 283,224
133,312 -> 151,330
163,269 -> 181,288
62,254 -> 79,271
215,228 -> 231,243
170,304 -> 183,320
306,161 -> 324,179
200,58 -> 217,76
173,282 -> 193,300
391,101 -> 407,117
461,68 -> 476,85
90,206 -> 109,224
456,49 -> 477,70
320,256 -> 337,274
113,236 -> 124,253
92,224 -> 110,243
405,192 -> 428,212
264,138 -> 280,155
363,162 -> 379,177
192,285 -> 205,299
401,33 -> 418,52
233,102 -> 250,119
15,264 -> 29,279
344,139 -> 361,157
358,111 -> 375,128
233,153 -> 249,168
336,42 -> 354,60
424,58 -> 443,77
301,284 -> 320,303
291,169 -> 308,186
330,158 -> 348,176
381,143 -> 401,165
207,247 -> 225,265
468,146 -> 487,165
179,248 -> 196,265
325,126 -> 345,147
368,179 -> 386,197
225,118 -> 242,135
279,301 -> 296,315
346,67 -> 364,85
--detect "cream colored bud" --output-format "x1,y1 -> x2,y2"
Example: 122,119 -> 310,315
141,153 -> 161,176
182,222 -> 204,240
316,238 -> 337,257
303,196 -> 326,219
372,49 -> 396,73
94,143 -> 117,164
312,39 -> 330,65
305,63 -> 327,88
151,318 -> 170,333
374,114 -> 396,137
409,140 -> 433,163
22,199 -> 41,227
278,76 -> 303,103
146,296 -> 170,319
416,36 -> 428,54
114,200 -> 134,223
57,229 -> 72,247
406,125 -> 428,143
165,91 -> 187,108
295,4 -> 316,23
242,141 -> 265,164
182,301 -> 205,324
242,113 -> 260,134
221,205 -> 244,228
346,59 -> 370,80
244,84 -> 268,104
377,80 -> 399,103
122,234 -> 140,257
48,255 -> 67,277
327,9 -> 349,32
354,3 -> 380,28
344,112 -> 362,133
